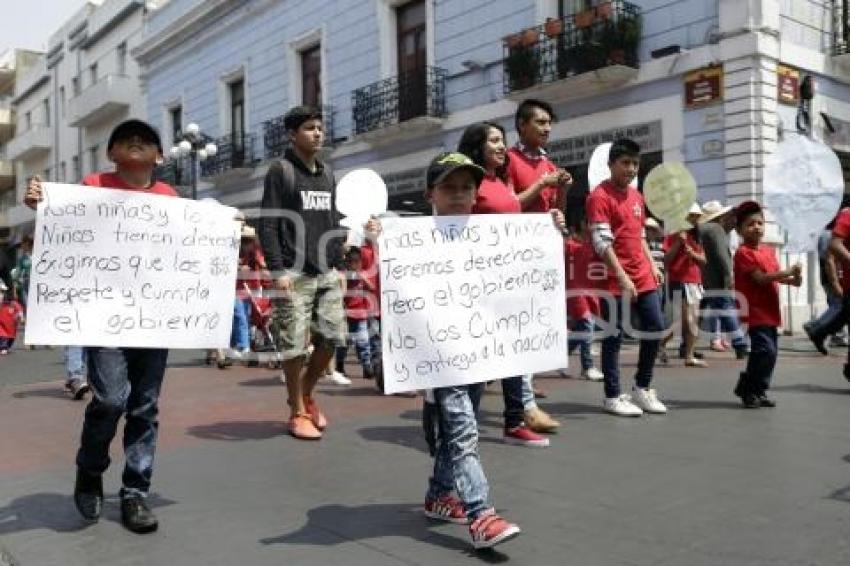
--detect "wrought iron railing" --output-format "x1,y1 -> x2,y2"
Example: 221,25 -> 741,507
502,0 -> 641,94
834,0 -> 850,55
201,132 -> 255,177
155,154 -> 191,189
262,104 -> 335,160
351,66 -> 447,136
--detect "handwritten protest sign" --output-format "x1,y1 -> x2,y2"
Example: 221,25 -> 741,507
378,214 -> 567,394
25,183 -> 239,348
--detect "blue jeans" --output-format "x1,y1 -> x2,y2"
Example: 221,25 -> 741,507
742,326 -> 778,395
808,291 -> 849,341
427,383 -> 489,520
568,317 -> 594,371
700,293 -> 746,347
76,347 -> 169,497
600,290 -> 665,398
336,318 -> 372,374
230,298 -> 251,350
64,346 -> 86,380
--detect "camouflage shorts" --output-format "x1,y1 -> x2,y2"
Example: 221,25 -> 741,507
272,270 -> 346,360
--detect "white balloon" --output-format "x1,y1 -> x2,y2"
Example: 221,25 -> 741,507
336,168 -> 388,223
587,142 -> 638,190
763,134 -> 844,253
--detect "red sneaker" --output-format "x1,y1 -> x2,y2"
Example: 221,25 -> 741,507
503,425 -> 550,447
424,495 -> 469,524
469,509 -> 520,549
303,395 -> 328,430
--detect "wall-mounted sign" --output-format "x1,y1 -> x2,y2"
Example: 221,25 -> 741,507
684,65 -> 723,108
777,64 -> 800,106
547,121 -> 662,167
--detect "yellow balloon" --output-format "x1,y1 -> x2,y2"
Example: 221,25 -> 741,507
643,162 -> 698,225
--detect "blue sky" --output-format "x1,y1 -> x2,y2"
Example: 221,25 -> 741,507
0,0 -> 88,53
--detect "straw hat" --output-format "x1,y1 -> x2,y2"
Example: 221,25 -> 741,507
687,202 -> 703,217
241,225 -> 257,239
699,200 -> 734,224
644,217 -> 661,231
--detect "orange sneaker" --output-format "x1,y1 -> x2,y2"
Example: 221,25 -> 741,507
303,396 -> 328,430
288,414 -> 322,440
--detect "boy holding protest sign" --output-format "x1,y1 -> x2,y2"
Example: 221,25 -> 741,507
419,152 -> 521,549
25,119 -> 176,534
733,201 -> 802,408
586,138 -> 667,417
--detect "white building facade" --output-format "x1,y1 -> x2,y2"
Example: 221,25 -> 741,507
4,0 -> 165,238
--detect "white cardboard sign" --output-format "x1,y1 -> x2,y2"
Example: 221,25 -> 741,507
25,183 -> 240,348
378,214 -> 567,394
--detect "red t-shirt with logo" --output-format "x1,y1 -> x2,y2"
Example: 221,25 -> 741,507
82,172 -> 178,197
0,300 -> 23,338
734,243 -> 781,327
565,238 -> 600,320
473,174 -> 521,214
831,208 -> 850,291
506,147 -> 558,213
662,232 -> 703,284
585,180 -> 656,295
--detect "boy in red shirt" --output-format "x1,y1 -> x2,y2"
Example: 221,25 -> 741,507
586,138 -> 667,417
0,281 -> 24,355
564,217 -> 603,380
25,119 -> 177,534
334,246 -> 375,381
733,201 -> 801,408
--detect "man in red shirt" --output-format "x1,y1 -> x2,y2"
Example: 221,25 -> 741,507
733,201 -> 802,407
506,99 -> 572,213
586,138 -> 667,417
805,205 -> 850,381
25,119 -> 176,534
505,99 -> 571,426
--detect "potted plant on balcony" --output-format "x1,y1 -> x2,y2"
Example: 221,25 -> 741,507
574,8 -> 596,29
521,27 -> 539,46
544,17 -> 564,38
505,44 -> 539,91
601,12 -> 642,66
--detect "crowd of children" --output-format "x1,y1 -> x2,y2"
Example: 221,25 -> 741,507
12,99 -> 850,552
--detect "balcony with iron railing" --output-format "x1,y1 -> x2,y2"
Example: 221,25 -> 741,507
68,74 -> 134,127
262,104 -> 335,160
154,154 -> 191,191
351,66 -> 447,144
200,132 -> 256,178
502,0 -> 641,100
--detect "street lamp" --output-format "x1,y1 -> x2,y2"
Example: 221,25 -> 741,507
170,122 -> 217,200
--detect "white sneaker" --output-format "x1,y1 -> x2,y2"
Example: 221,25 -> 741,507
603,394 -> 643,417
225,348 -> 244,360
582,367 -> 604,381
631,386 -> 667,414
321,371 -> 352,386
279,372 -> 287,384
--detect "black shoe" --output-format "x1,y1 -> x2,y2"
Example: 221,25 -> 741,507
121,496 -> 159,534
756,394 -> 776,408
741,394 -> 760,409
844,364 -> 850,383
734,347 -> 749,360
803,322 -> 828,356
73,469 -> 103,521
